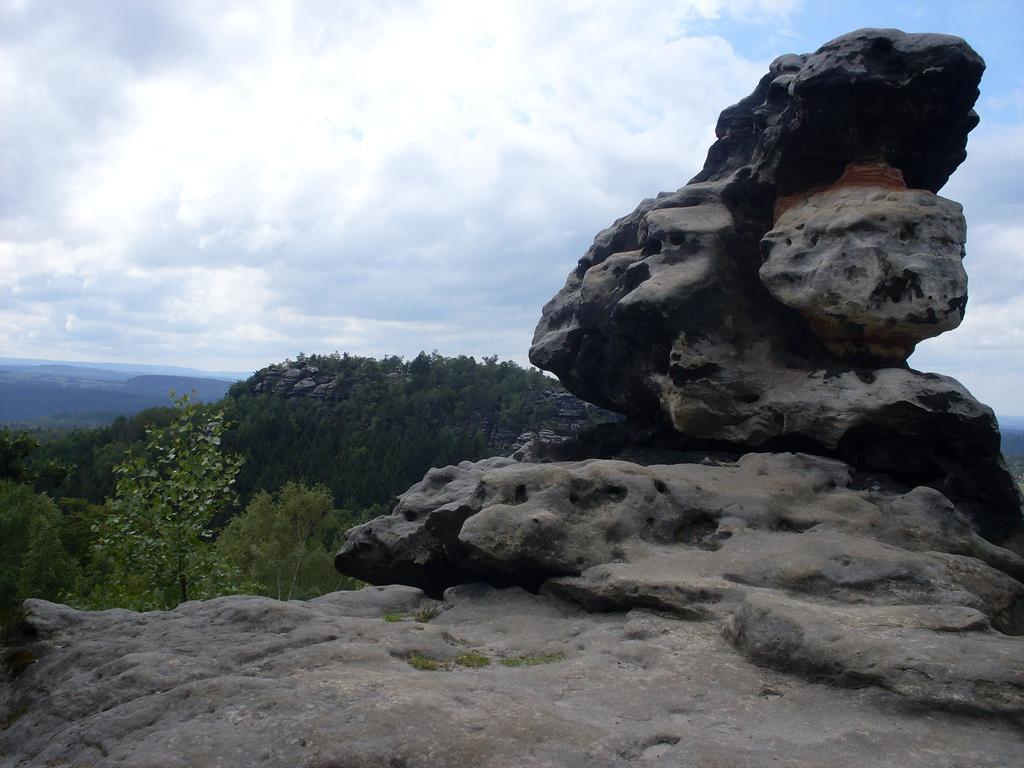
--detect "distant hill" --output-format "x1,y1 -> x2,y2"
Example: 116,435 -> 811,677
1002,428 -> 1024,456
997,415 -> 1024,431
32,352 -> 619,521
123,375 -> 234,400
0,357 -> 246,380
0,359 -> 238,427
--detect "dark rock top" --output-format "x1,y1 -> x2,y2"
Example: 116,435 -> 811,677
528,28 -> 1022,539
698,28 -> 984,195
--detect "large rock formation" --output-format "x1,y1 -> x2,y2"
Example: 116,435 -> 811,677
335,25 -> 1024,754
3,28 -> 1023,768
529,28 -> 1020,540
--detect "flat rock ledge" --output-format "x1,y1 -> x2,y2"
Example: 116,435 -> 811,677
3,584 -> 1023,768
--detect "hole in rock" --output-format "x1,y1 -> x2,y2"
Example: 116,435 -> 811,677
642,238 -> 663,256
871,35 -> 894,53
605,523 -> 629,543
602,485 -> 628,502
514,484 -> 528,504
654,479 -> 668,494
992,606 -> 1024,636
669,234 -> 685,246
402,509 -> 418,522
775,518 -> 816,533
675,514 -> 719,547
623,262 -> 651,292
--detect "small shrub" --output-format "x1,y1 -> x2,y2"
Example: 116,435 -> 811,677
382,613 -> 403,622
413,605 -> 440,623
454,651 -> 491,668
500,651 -> 566,668
406,652 -> 441,671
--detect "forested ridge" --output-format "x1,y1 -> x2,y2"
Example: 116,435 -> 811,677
1,352 -> 610,627
3,349 -> 1018,631
31,351 -> 600,514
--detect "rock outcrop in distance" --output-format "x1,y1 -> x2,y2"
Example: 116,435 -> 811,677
242,356 -> 619,455
3,29 -> 1023,768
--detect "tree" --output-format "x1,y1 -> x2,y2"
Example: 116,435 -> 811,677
0,480 -> 79,633
216,481 -> 359,600
0,427 -> 37,482
97,394 -> 242,609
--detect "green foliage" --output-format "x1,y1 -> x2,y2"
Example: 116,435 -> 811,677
95,394 -> 242,610
413,605 -> 440,623
218,352 -> 561,518
405,652 -> 441,671
0,480 -> 79,632
0,428 -> 37,481
216,481 -> 360,600
454,651 -> 491,668
31,353 -> 575,526
29,406 -> 175,505
382,613 -> 403,622
3,352 -> 599,614
499,651 -> 566,667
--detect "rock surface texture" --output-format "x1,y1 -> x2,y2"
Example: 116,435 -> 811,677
529,28 -> 1021,539
3,586 -> 1023,768
3,28 -> 1023,768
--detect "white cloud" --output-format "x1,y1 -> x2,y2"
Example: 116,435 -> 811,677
910,122 -> 1024,413
1,0 -> 780,371
2,0 -> 1021,416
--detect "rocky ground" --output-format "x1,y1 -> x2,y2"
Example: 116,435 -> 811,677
3,582 -> 1022,768
4,449 -> 1022,767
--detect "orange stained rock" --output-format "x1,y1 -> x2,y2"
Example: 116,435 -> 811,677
773,163 -> 909,223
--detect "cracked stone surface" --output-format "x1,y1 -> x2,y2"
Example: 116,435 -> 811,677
2,586 -> 1022,768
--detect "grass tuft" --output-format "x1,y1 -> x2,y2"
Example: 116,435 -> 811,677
413,605 -> 440,623
382,613 -> 403,622
454,651 -> 491,668
406,652 -> 441,671
500,651 -> 566,668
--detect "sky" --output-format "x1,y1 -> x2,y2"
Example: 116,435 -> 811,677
1,0 -> 1022,412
